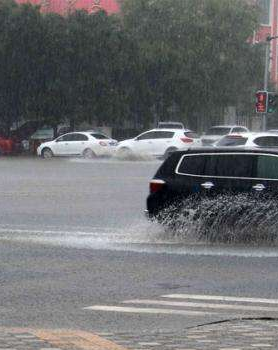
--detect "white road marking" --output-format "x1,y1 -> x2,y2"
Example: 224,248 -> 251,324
162,294 -> 278,305
83,305 -> 217,316
123,299 -> 278,313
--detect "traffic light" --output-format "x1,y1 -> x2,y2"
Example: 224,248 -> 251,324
256,91 -> 268,113
267,92 -> 278,113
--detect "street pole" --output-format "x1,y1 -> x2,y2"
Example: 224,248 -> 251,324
262,35 -> 278,131
262,38 -> 270,131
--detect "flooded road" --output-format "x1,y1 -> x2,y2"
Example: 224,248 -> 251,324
0,157 -> 158,228
1,156 -> 278,335
0,156 -> 278,258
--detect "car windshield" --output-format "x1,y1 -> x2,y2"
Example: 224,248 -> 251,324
206,127 -> 231,135
217,135 -> 248,146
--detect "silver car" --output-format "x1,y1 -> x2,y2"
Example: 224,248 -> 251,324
201,125 -> 249,146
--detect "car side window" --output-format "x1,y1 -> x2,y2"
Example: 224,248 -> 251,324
177,155 -> 206,175
136,132 -> 157,140
205,154 -> 254,177
256,155 -> 278,179
73,134 -> 88,141
63,134 -> 77,142
178,154 -> 254,178
254,136 -> 278,147
56,136 -> 65,142
153,131 -> 174,139
56,134 -> 75,142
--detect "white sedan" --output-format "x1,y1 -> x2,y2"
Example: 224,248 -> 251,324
37,131 -> 118,158
116,128 -> 201,158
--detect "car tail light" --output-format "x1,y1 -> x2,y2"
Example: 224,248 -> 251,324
150,179 -> 166,194
99,141 -> 107,146
228,135 -> 243,139
180,137 -> 193,143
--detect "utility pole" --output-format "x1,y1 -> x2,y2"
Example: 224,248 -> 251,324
262,35 -> 278,131
262,38 -> 270,131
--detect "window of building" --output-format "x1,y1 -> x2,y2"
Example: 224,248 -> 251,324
258,0 -> 271,25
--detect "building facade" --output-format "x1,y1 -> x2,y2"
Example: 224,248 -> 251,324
16,0 -> 120,16
254,0 -> 278,85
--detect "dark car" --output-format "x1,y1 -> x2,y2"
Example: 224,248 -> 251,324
146,147 -> 278,217
0,135 -> 16,155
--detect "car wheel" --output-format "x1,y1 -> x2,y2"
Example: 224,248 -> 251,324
164,147 -> 178,159
41,147 -> 53,159
83,148 -> 96,159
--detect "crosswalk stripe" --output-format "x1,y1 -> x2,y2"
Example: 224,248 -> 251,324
162,294 -> 278,305
123,299 -> 278,313
83,305 -> 217,316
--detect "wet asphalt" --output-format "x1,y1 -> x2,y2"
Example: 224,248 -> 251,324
0,156 -> 278,336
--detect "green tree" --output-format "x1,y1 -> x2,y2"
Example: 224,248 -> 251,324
0,0 -> 44,135
35,12 -> 69,137
65,10 -> 141,129
121,0 -> 263,130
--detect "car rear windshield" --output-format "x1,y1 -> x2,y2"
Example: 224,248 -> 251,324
206,127 -> 231,135
184,132 -> 199,139
217,136 -> 248,146
177,153 -> 254,178
91,133 -> 109,139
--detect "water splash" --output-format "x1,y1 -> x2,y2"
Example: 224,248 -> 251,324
113,151 -> 157,162
155,193 -> 278,245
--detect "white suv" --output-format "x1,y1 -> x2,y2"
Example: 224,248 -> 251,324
116,129 -> 201,158
216,132 -> 278,148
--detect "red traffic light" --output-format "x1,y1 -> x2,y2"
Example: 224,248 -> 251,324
256,91 -> 268,113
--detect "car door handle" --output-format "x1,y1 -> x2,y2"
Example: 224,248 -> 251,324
65,143 -> 69,145
201,181 -> 215,190
252,183 -> 266,191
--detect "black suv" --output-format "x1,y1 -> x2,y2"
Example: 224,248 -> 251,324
146,147 -> 278,217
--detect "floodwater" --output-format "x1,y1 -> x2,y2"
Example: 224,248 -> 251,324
0,156 -> 278,258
